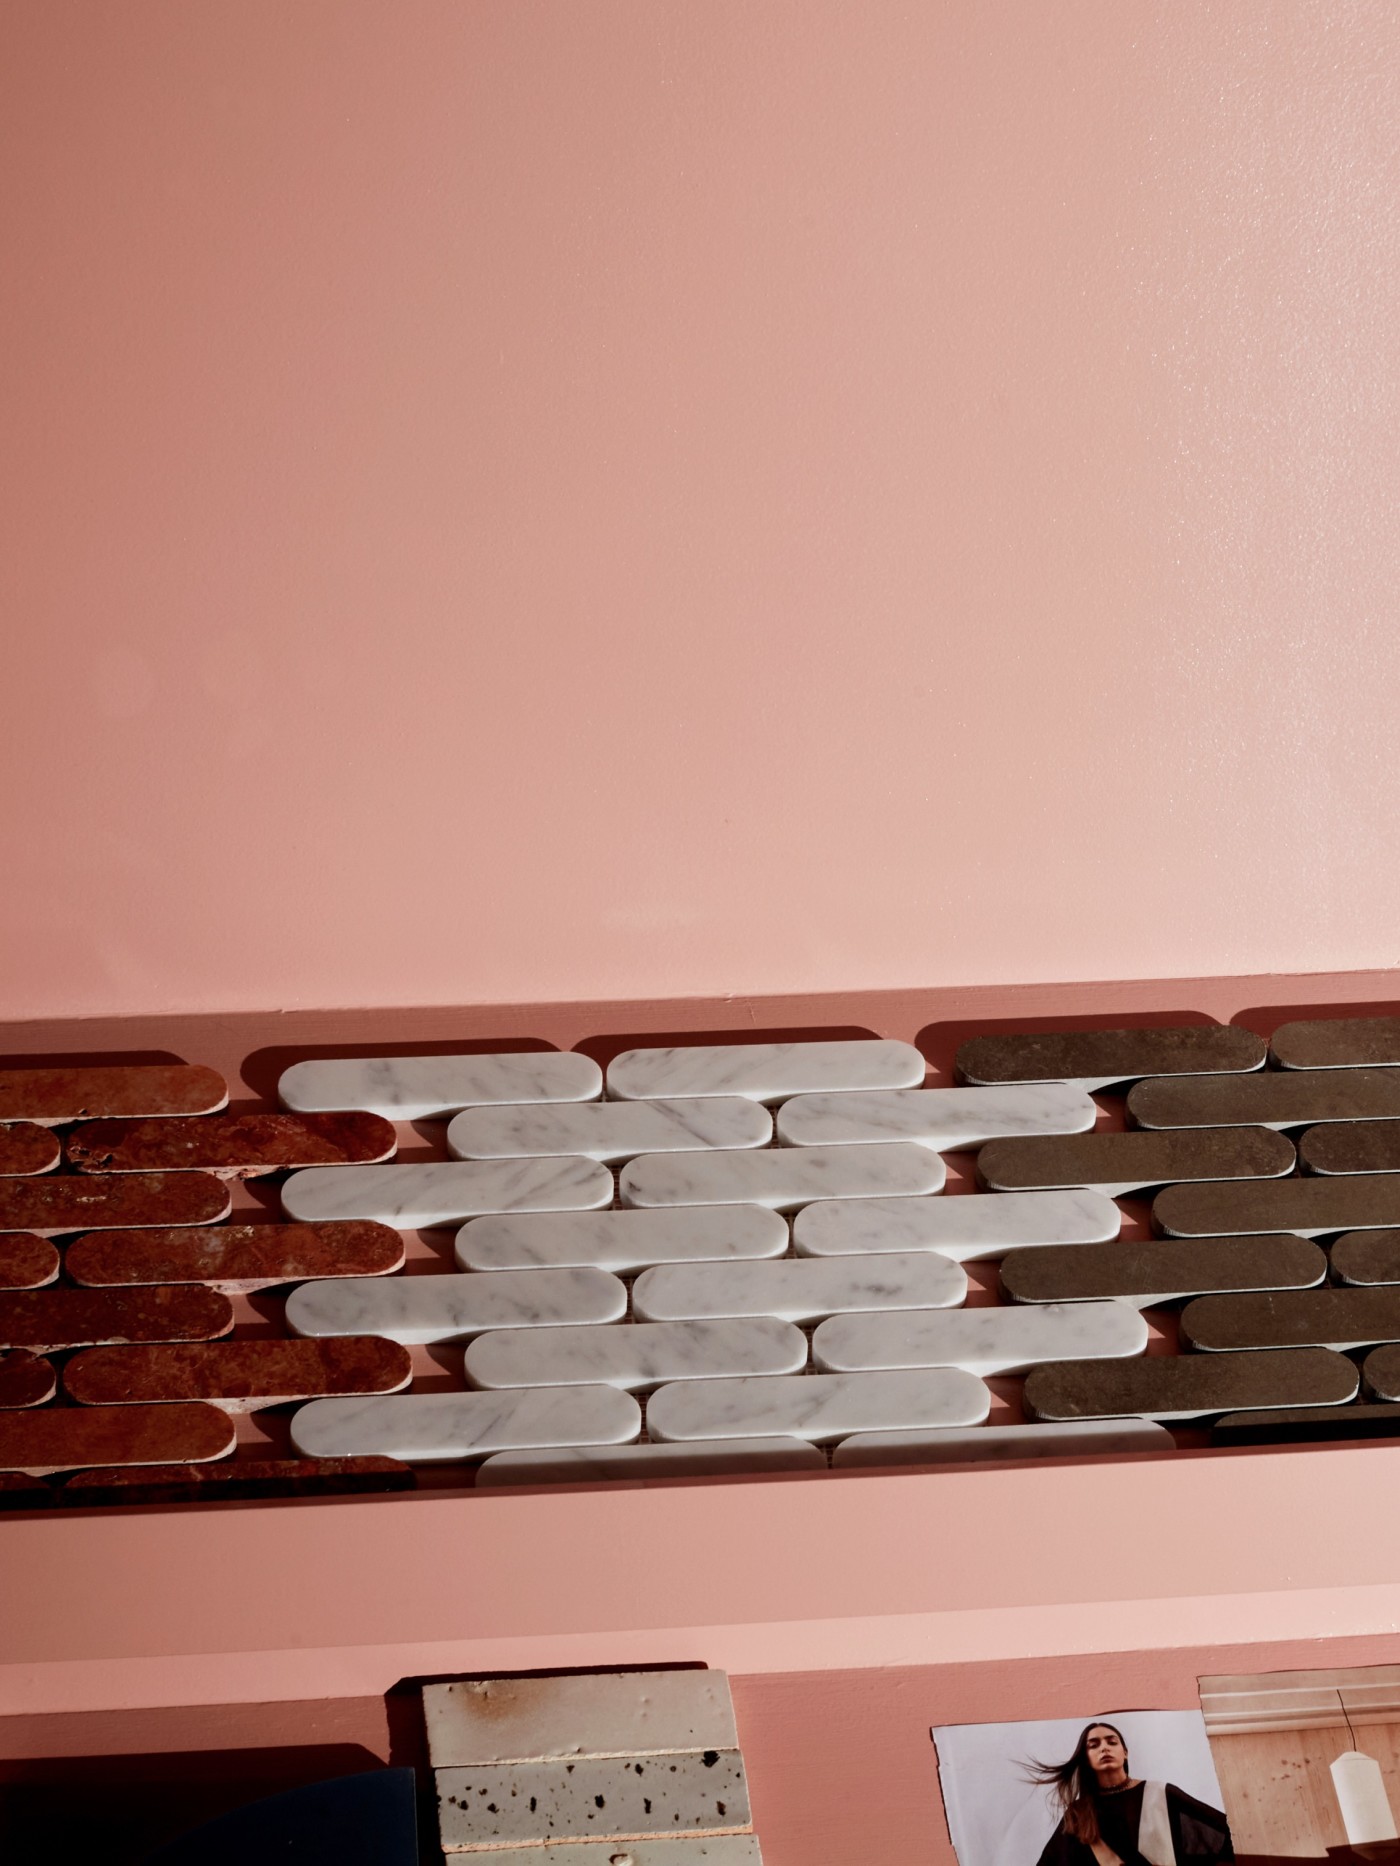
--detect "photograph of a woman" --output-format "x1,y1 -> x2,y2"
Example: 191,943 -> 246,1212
1029,1720 -> 1234,1866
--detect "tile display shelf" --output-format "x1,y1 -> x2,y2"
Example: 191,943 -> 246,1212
8,1017 -> 1400,1507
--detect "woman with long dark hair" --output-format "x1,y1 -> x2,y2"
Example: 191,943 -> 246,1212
1026,1721 -> 1233,1866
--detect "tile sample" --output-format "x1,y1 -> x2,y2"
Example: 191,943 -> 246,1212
977,1127 -> 1294,1197
0,1285 -> 234,1352
0,1474 -> 52,1508
0,1351 -> 56,1409
1331,1230 -> 1400,1287
776,1083 -> 1097,1151
1181,1289 -> 1400,1354
281,1158 -> 613,1227
464,1317 -> 807,1391
476,1440 -> 825,1485
1211,1406 -> 1400,1446
1154,1175 -> 1400,1238
64,1336 -> 413,1412
66,1220 -> 405,1293
0,1125 -> 61,1175
0,1401 -> 236,1475
607,1039 -> 924,1103
999,1234 -> 1327,1308
423,1669 -> 739,1767
60,1456 -> 415,1504
0,1171 -> 231,1237
1128,1068 -> 1400,1131
456,1206 -> 789,1274
0,1234 -> 60,1290
66,1111 -> 396,1178
448,1097 -> 771,1163
831,1419 -> 1175,1467
279,1051 -> 601,1120
285,1266 -> 626,1344
1023,1347 -> 1358,1422
1271,1017 -> 1400,1071
956,1025 -> 1265,1091
647,1367 -> 990,1443
792,1188 -> 1120,1262
620,1143 -> 944,1212
444,1843 -> 761,1865
1299,1122 -> 1400,1176
1362,1346 -> 1400,1400
0,1064 -> 227,1125
436,1754 -> 750,1851
290,1384 -> 641,1461
632,1252 -> 967,1324
814,1299 -> 1148,1377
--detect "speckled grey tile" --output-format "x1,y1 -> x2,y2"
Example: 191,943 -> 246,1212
647,1367 -> 989,1442
423,1670 -> 739,1767
632,1252 -> 967,1323
1271,1017 -> 1400,1071
978,1127 -> 1293,1197
281,1157 -> 613,1227
284,1267 -> 627,1344
620,1143 -> 944,1212
1211,1405 -> 1400,1446
791,1189 -> 1119,1262
1154,1175 -> 1400,1238
1022,1347 -> 1358,1422
476,1440 -> 825,1486
290,1384 -> 641,1462
448,1096 -> 772,1163
999,1234 -> 1327,1308
1129,1069 -> 1400,1132
456,1205 -> 789,1274
1331,1230 -> 1400,1286
831,1419 -> 1175,1467
607,1039 -> 925,1103
813,1299 -> 1147,1376
956,1026 -> 1265,1091
775,1084 -> 1096,1151
1300,1122 -> 1400,1176
464,1317 -> 807,1390
1181,1288 -> 1400,1353
437,1753 -> 750,1851
279,1051 -> 602,1119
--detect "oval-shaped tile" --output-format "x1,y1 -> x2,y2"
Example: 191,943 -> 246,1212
977,1127 -> 1294,1196
776,1084 -> 1096,1151
814,1300 -> 1147,1377
620,1143 -> 944,1212
0,1351 -> 56,1409
476,1440 -> 826,1486
956,1026 -> 1265,1090
0,1064 -> 228,1126
64,1337 -> 412,1412
1361,1345 -> 1400,1401
647,1367 -> 990,1443
831,1420 -> 1175,1468
448,1097 -> 771,1163
1154,1175 -> 1400,1238
60,1456 -> 415,1503
1299,1122 -> 1400,1176
455,1206 -> 789,1274
632,1252 -> 967,1323
1181,1288 -> 1400,1354
66,1111 -> 397,1178
464,1317 -> 807,1391
0,1401 -> 236,1475
999,1234 -> 1327,1308
281,1158 -> 614,1227
1271,1017 -> 1400,1071
284,1267 -> 627,1345
791,1188 -> 1120,1261
279,1052 -> 601,1119
1022,1347 -> 1357,1422
0,1234 -> 60,1290
290,1385 -> 640,1461
1332,1230 -> 1400,1287
66,1221 -> 405,1293
0,1172 -> 231,1237
0,1125 -> 61,1175
0,1286 -> 234,1352
1128,1068 -> 1400,1132
607,1039 -> 925,1103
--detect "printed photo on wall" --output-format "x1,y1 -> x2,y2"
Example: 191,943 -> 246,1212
1200,1663 -> 1400,1864
932,1709 -> 1234,1866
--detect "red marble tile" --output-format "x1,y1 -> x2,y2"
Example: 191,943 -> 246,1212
59,1456 -> 415,1505
0,1124 -> 61,1175
0,1171 -> 230,1236
64,1337 -> 412,1413
0,1285 -> 234,1352
0,1402 -> 236,1475
0,1064 -> 227,1125
65,1220 -> 405,1292
0,1234 -> 61,1289
66,1111 -> 397,1178
0,1351 -> 56,1409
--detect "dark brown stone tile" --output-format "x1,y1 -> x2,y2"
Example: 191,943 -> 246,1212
1000,1234 -> 1326,1306
66,1111 -> 397,1178
0,1473 -> 56,1508
0,1234 -> 60,1289
0,1351 -> 56,1409
65,1220 -> 405,1293
1022,1346 -> 1357,1421
1154,1174 -> 1400,1238
1300,1122 -> 1400,1176
0,1402 -> 236,1475
59,1456 -> 415,1505
64,1337 -> 412,1413
1271,1017 -> 1400,1071
0,1171 -> 231,1236
0,1286 -> 234,1352
0,1064 -> 227,1125
1181,1288 -> 1400,1352
978,1127 -> 1293,1194
1332,1230 -> 1400,1286
0,1124 -> 61,1174
1211,1404 -> 1400,1445
1128,1068 -> 1400,1131
956,1026 -> 1265,1089
1361,1345 -> 1400,1401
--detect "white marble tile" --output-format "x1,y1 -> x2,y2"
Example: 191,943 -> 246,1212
455,1205 -> 790,1274
620,1143 -> 944,1212
279,1051 -> 601,1120
647,1367 -> 989,1443
632,1252 -> 967,1324
791,1188 -> 1120,1262
423,1670 -> 739,1767
831,1419 -> 1175,1468
437,1754 -> 750,1851
280,1157 -> 613,1227
447,1096 -> 772,1163
284,1266 -> 627,1345
290,1383 -> 640,1462
450,1842 -> 762,1865
475,1439 -> 826,1486
776,1083 -> 1097,1151
812,1298 -> 1148,1377
607,1039 -> 925,1104
464,1317 -> 808,1390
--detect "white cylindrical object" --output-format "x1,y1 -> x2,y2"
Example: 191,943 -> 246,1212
1331,1750 -> 1398,1847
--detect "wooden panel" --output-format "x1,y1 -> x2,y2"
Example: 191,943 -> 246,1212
1208,1723 -> 1400,1858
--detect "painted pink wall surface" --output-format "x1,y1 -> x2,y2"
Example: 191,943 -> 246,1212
2,1 -> 1398,1021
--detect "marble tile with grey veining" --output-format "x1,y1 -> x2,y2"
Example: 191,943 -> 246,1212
447,1096 -> 771,1163
775,1083 -> 1097,1151
464,1317 -> 807,1390
456,1205 -> 790,1274
813,1298 -> 1147,1377
791,1188 -> 1120,1261
632,1252 -> 967,1324
620,1143 -> 944,1212
831,1419 -> 1175,1468
284,1267 -> 627,1345
475,1439 -> 826,1486
290,1383 -> 641,1462
647,1367 -> 990,1443
279,1051 -> 602,1120
606,1039 -> 925,1104
280,1157 -> 613,1227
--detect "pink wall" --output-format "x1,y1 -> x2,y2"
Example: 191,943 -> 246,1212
3,1 -> 1399,1022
